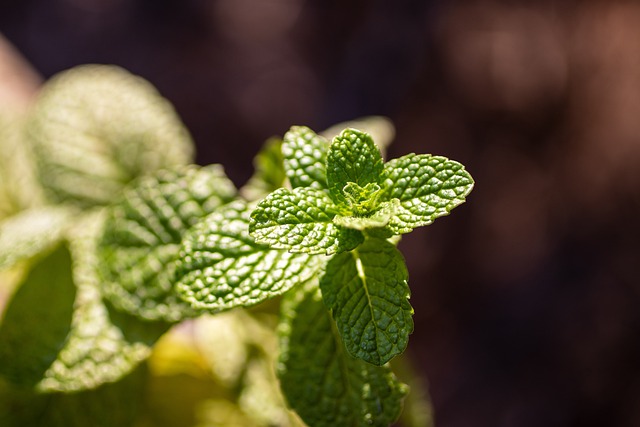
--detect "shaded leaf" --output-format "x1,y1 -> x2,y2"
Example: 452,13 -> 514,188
176,201 -> 321,311
99,165 -> 236,322
320,238 -> 413,365
279,279 -> 408,427
240,137 -> 286,201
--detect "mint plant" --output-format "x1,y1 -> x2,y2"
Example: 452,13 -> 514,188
0,64 -> 473,427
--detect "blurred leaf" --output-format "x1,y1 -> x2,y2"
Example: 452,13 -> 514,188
0,244 -> 76,388
240,137 -> 286,201
0,206 -> 73,271
99,165 -> 236,322
383,154 -> 474,234
0,214 -> 169,393
0,112 -> 44,218
278,279 -> 408,427
0,362 -> 148,427
176,201 -> 321,311
26,64 -> 195,208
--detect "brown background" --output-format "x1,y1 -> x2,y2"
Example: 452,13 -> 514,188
2,1 -> 640,426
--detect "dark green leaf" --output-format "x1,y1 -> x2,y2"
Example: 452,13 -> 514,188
320,238 -> 413,365
279,279 -> 408,426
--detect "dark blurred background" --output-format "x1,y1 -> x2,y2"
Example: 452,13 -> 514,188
2,1 -> 640,426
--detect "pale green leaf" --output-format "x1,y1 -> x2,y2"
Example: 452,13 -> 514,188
0,206 -> 73,270
278,279 -> 408,427
99,165 -> 236,322
249,187 -> 363,254
26,64 -> 194,208
282,126 -> 329,190
319,238 -> 413,365
327,128 -> 384,206
240,137 -> 286,201
0,215 -> 169,393
333,199 -> 399,231
175,201 -> 321,311
383,154 -> 474,234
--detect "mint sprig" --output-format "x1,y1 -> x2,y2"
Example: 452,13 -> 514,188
250,127 -> 474,255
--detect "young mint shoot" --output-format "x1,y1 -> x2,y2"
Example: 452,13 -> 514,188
249,126 -> 474,367
0,64 -> 474,427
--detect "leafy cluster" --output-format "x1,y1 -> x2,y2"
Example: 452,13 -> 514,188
0,65 -> 473,426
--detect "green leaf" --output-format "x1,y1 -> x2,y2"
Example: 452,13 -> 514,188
333,199 -> 399,231
327,128 -> 384,206
282,126 -> 330,190
249,187 -> 363,255
319,238 -> 413,366
383,154 -> 474,234
26,64 -> 194,208
0,215 -> 169,393
240,137 -> 286,201
0,362 -> 148,427
0,206 -> 73,271
319,116 -> 395,159
0,245 -> 76,389
278,279 -> 408,426
99,165 -> 236,322
175,201 -> 321,311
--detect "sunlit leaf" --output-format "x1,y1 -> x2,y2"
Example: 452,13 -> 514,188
26,64 -> 194,208
176,201 -> 321,311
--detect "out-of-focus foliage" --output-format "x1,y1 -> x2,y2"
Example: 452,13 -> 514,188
0,63 -> 443,426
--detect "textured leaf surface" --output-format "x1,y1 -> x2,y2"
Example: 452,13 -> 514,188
176,201 -> 321,311
279,280 -> 408,426
250,187 -> 363,254
319,116 -> 395,159
383,154 -> 474,234
0,206 -> 73,270
0,216 -> 169,393
327,129 -> 384,206
320,238 -> 413,365
282,126 -> 329,190
99,165 -> 236,322
240,137 -> 286,201
26,64 -> 194,208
